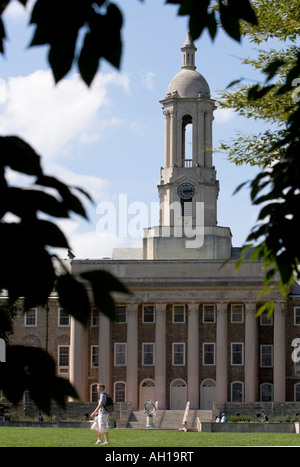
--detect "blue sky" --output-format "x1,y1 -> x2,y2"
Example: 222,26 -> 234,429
0,0 -> 266,258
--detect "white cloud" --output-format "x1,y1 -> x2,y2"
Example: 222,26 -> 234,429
0,69 -> 130,159
142,71 -> 155,90
51,219 -> 142,259
214,107 -> 236,123
46,163 -> 111,205
69,231 -> 142,259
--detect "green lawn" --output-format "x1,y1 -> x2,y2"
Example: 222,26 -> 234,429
1,427 -> 300,447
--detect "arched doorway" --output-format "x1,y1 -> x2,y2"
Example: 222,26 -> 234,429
140,379 -> 155,409
200,379 -> 216,409
170,379 -> 187,409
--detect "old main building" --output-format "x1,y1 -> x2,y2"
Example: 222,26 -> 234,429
9,33 -> 300,411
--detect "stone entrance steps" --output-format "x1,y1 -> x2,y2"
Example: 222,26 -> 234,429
126,410 -> 212,431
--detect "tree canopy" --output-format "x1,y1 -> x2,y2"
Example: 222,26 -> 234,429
1,0 -> 300,410
217,0 -> 300,311
0,0 -> 259,413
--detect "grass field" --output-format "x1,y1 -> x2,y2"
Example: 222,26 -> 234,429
1,427 -> 300,447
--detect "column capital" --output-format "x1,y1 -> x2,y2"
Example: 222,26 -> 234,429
245,302 -> 257,315
216,302 -> 227,314
188,303 -> 199,315
156,303 -> 167,315
126,302 -> 139,314
273,302 -> 286,314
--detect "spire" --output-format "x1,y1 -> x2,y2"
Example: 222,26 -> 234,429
181,31 -> 197,71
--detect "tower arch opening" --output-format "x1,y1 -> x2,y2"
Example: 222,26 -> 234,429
182,114 -> 193,168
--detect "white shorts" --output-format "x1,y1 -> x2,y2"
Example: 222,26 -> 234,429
91,413 -> 109,433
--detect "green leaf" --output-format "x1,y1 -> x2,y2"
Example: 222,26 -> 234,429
0,223 -> 56,308
228,0 -> 258,26
263,59 -> 285,81
219,1 -> 241,42
226,78 -> 243,89
78,3 -> 123,85
6,187 -> 70,219
0,18 -> 5,54
256,301 -> 274,317
56,273 -> 91,326
32,219 -> 69,249
81,270 -> 130,321
0,136 -> 42,176
0,346 -> 78,413
206,11 -> 217,40
36,175 -> 90,219
48,28 -> 78,83
78,33 -> 101,87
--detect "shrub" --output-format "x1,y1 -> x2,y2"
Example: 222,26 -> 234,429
227,415 -> 253,423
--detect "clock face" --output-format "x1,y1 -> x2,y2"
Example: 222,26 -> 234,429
178,183 -> 195,200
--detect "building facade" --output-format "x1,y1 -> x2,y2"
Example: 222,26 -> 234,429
6,33 -> 300,410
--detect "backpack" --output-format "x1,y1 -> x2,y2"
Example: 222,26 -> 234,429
103,392 -> 114,412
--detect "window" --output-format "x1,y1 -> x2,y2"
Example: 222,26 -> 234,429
261,345 -> 273,367
203,343 -> 215,366
58,309 -> 69,326
143,343 -> 154,365
203,305 -> 215,323
260,311 -> 273,326
294,383 -> 300,402
143,305 -> 155,323
231,382 -> 243,402
292,340 -> 300,376
91,384 -> 98,402
58,346 -> 69,373
294,359 -> 300,377
182,200 -> 193,217
91,308 -> 99,326
24,391 -> 32,403
231,304 -> 244,323
294,307 -> 300,325
91,345 -> 98,368
25,309 -> 37,327
173,305 -> 185,323
116,306 -> 127,323
261,383 -> 273,402
114,382 -> 126,402
115,343 -> 126,366
173,343 -> 185,365
231,343 -> 244,365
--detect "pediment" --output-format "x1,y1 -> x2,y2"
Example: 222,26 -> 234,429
170,173 -> 202,186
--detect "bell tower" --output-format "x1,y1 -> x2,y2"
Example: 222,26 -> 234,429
143,33 -> 232,260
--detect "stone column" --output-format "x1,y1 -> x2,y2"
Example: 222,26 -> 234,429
69,317 -> 88,400
163,109 -> 170,168
204,109 -> 213,168
170,109 -> 175,167
155,303 -> 166,409
245,302 -> 258,401
197,109 -> 205,166
98,313 -> 112,394
216,303 -> 227,402
126,303 -> 138,409
273,302 -> 286,401
187,303 -> 199,408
